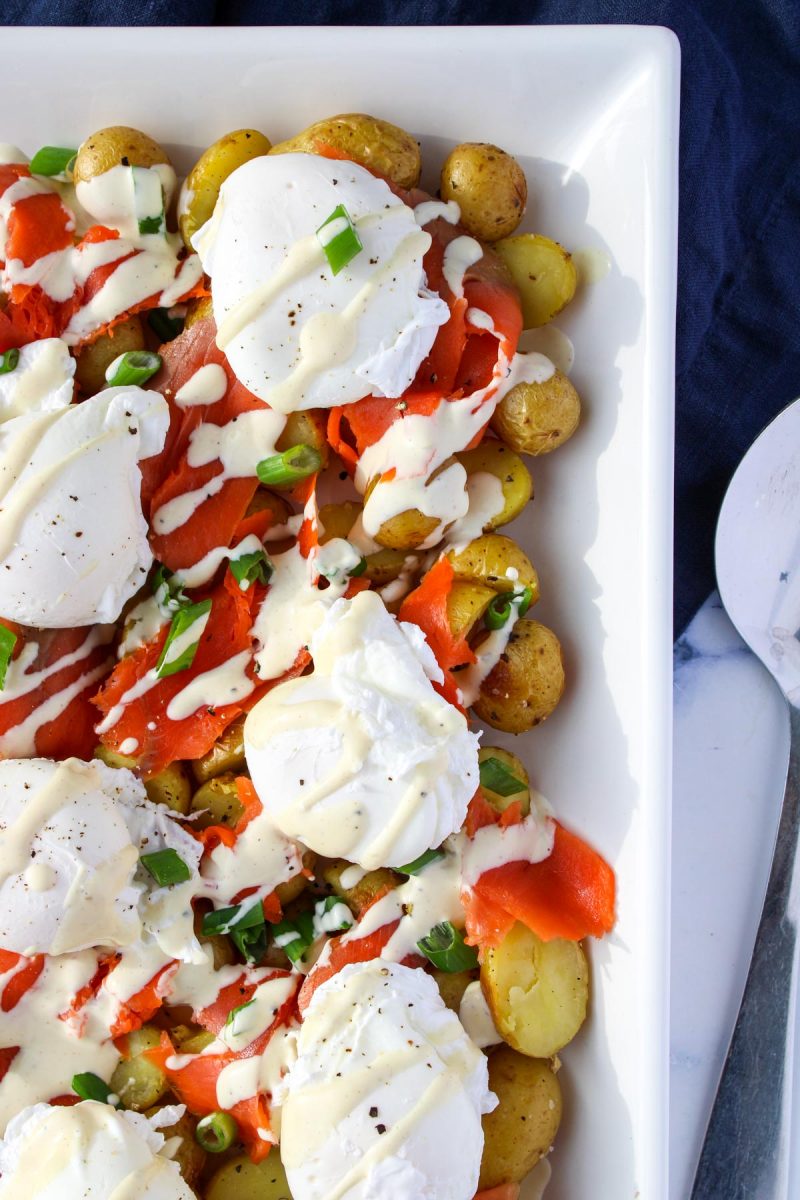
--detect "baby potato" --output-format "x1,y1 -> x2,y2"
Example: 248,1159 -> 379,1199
482,921 -> 589,1058
440,142 -> 527,242
495,234 -> 577,329
374,507 -> 440,552
275,410 -> 330,480
446,533 -> 539,597
183,295 -> 213,330
491,371 -> 581,457
479,1046 -> 562,1189
447,581 -> 496,641
364,547 -> 410,587
205,1151 -> 293,1200
192,716 -> 246,783
270,112 -> 421,189
73,316 -> 145,395
478,746 -> 531,816
144,761 -> 192,815
318,859 -> 400,918
456,440 -> 533,529
110,1025 -> 169,1111
152,1111 -> 207,1188
318,501 -> 361,544
245,489 -> 294,528
472,618 -> 564,733
179,128 -> 271,249
73,125 -> 170,183
432,968 -> 476,1013
190,772 -> 244,829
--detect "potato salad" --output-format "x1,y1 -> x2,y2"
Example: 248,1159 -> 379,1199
0,115 -> 614,1200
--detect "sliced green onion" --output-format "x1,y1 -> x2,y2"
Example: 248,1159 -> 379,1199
349,556 -> 368,578
151,564 -> 187,613
0,625 -> 17,692
29,146 -> 77,177
479,756 -> 526,798
148,308 -> 184,342
195,1111 -> 238,1153
398,848 -> 446,876
202,901 -> 267,964
72,1072 -> 120,1106
105,350 -> 162,388
224,998 -> 254,1028
272,911 -> 315,965
317,203 -> 363,276
313,894 -> 354,934
140,848 -> 191,887
417,921 -> 479,973
230,548 -> 273,590
155,599 -> 212,679
0,349 -> 20,376
256,444 -> 322,488
484,586 -> 533,631
231,919 -> 268,965
132,165 -> 166,237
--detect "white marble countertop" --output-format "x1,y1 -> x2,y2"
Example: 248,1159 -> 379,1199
671,592 -> 791,1197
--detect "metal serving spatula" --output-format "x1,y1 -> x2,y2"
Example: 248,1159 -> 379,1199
692,398 -> 800,1199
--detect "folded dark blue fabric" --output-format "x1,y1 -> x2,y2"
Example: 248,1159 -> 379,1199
5,0 -> 800,635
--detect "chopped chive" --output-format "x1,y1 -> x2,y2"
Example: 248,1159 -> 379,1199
195,1111 -> 238,1153
484,586 -> 533,631
140,848 -> 191,887
72,1072 -> 120,1106
132,165 -> 166,238
417,921 -> 479,973
105,350 -> 162,388
0,349 -> 20,376
29,146 -> 77,177
202,901 -> 266,964
148,308 -> 183,342
230,548 -> 273,590
316,204 -> 363,276
479,756 -> 526,798
0,625 -> 17,691
155,599 -> 212,679
398,848 -> 445,876
272,911 -> 315,965
256,444 -> 322,488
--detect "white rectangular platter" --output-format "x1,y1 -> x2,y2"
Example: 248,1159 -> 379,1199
2,24 -> 680,1200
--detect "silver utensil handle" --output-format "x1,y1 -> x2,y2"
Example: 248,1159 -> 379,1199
691,702 -> 800,1200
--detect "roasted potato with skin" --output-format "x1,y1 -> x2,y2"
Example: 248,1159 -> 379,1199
275,410 -> 330,479
151,1111 -> 207,1188
190,772 -> 244,830
73,126 -> 170,183
184,295 -> 213,330
192,717 -> 246,784
93,747 -> 192,815
447,581 -> 496,641
74,316 -> 145,395
318,859 -> 400,918
495,234 -> 577,329
205,1150 -> 293,1200
179,128 -> 272,249
270,113 -> 421,190
374,507 -> 440,552
245,489 -> 294,528
479,1046 -> 562,1189
492,371 -> 581,456
472,618 -> 564,733
432,969 -> 476,1013
364,547 -> 411,587
318,501 -> 361,544
482,921 -> 589,1058
456,440 -> 533,529
109,1025 -> 169,1111
478,746 -> 531,816
447,533 -> 539,597
440,143 -> 527,242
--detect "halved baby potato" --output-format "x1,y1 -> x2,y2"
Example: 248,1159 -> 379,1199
446,533 -> 539,597
455,440 -> 533,530
495,234 -> 577,329
110,1024 -> 169,1111
179,128 -> 272,248
479,1046 -> 562,1189
482,920 -> 589,1058
205,1151 -> 293,1200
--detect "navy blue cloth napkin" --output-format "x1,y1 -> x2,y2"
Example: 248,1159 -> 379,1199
6,0 -> 800,635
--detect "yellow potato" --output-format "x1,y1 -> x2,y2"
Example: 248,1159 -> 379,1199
472,618 -> 565,733
479,1046 -> 562,1188
440,142 -> 527,242
482,921 -> 589,1057
456,439 -> 533,529
374,507 -> 440,552
190,772 -> 244,830
364,548 -> 412,587
491,371 -> 581,456
275,852 -> 315,908
205,1151 -> 293,1200
478,746 -> 531,816
270,113 -> 420,189
184,295 -> 213,330
152,1111 -> 207,1188
446,533 -> 539,597
318,859 -> 400,918
73,316 -> 145,395
192,717 -> 246,784
110,1025 -> 169,1111
73,125 -> 170,183
495,234 -> 577,328
275,410 -> 330,480
446,581 -> 496,640
179,128 -> 271,248
244,489 -> 294,527
318,501 -> 361,543
432,969 -> 476,1013
144,761 -> 192,815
